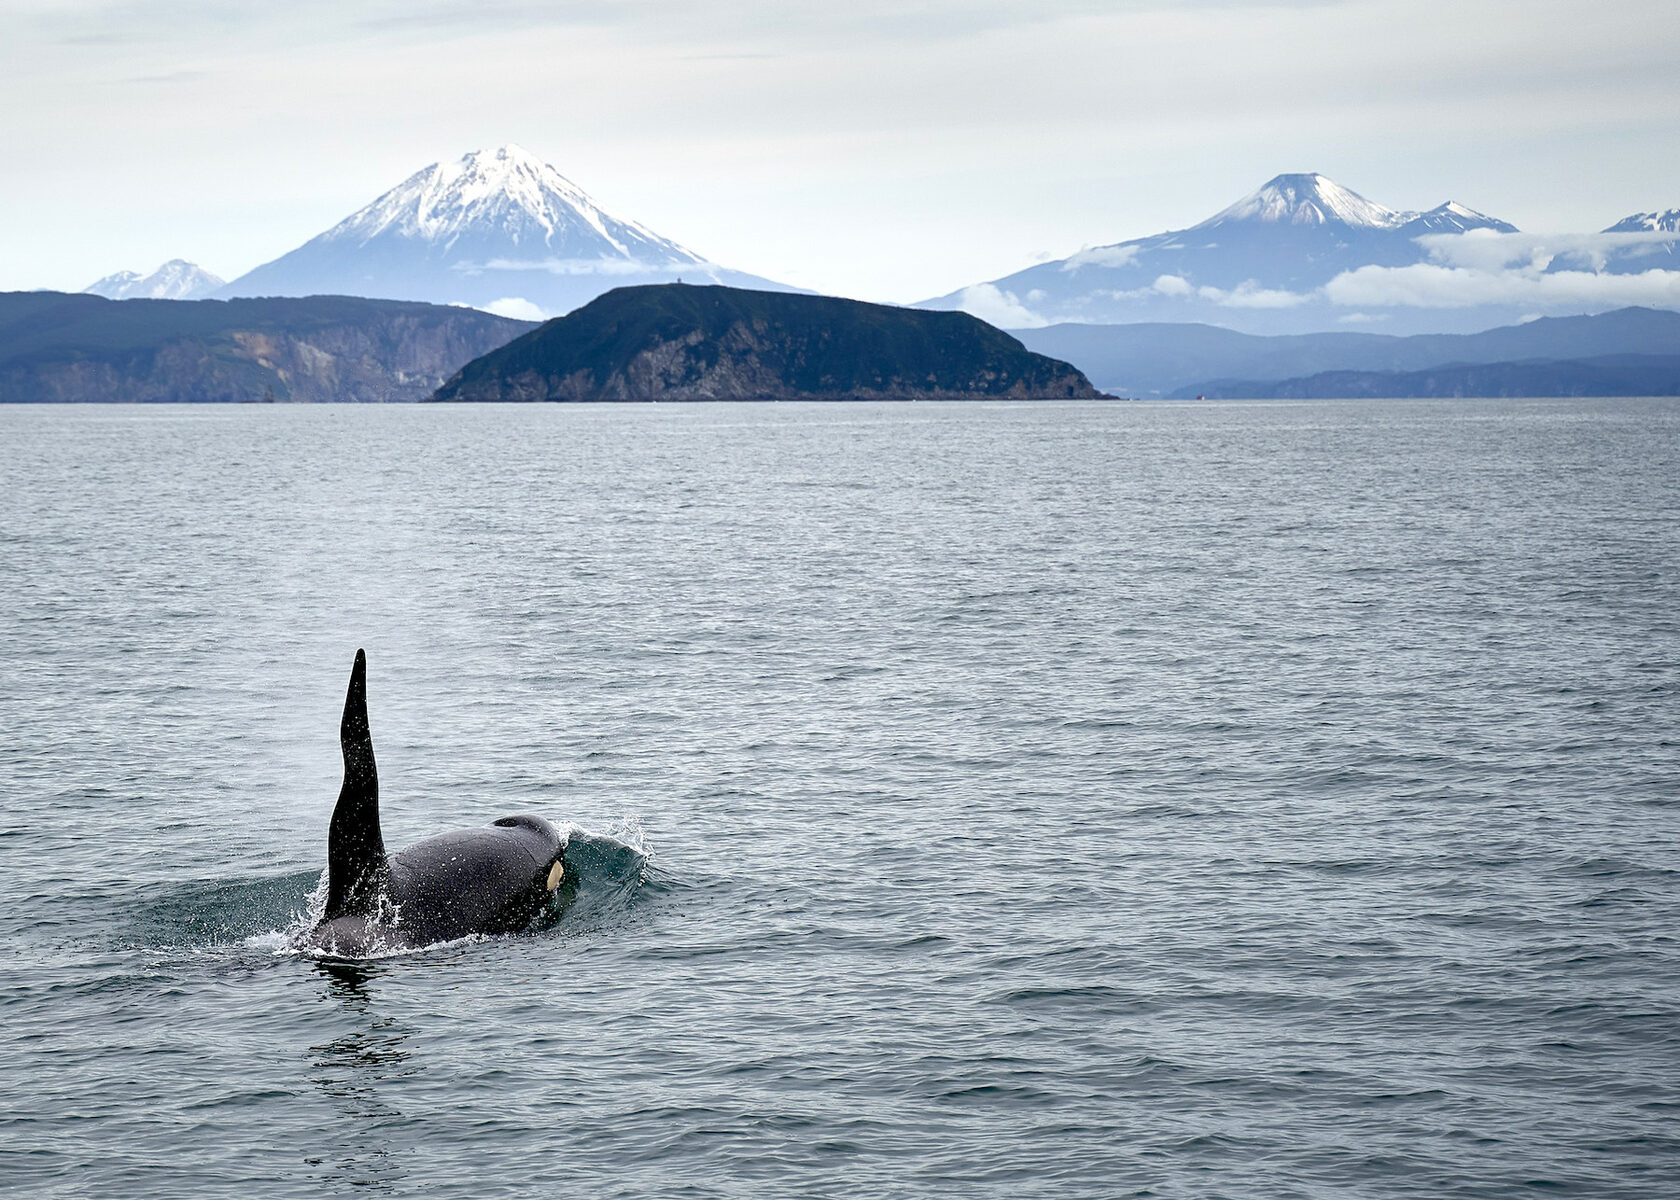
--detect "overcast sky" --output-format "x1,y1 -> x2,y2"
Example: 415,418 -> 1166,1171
3,0 -> 1677,303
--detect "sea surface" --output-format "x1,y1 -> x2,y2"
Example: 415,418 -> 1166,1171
2,398 -> 1677,1198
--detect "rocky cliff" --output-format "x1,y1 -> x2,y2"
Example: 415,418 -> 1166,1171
432,284 -> 1104,402
0,292 -> 533,402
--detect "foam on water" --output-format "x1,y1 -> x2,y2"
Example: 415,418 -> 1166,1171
118,826 -> 651,964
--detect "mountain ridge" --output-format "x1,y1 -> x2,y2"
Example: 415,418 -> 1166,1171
309,144 -> 698,264
1179,354 -> 1680,399
85,259 -> 225,301
1605,209 -> 1680,234
922,174 -> 1676,335
919,172 -> 1523,334
1013,306 -> 1680,396
1195,173 -> 1513,234
219,145 -> 798,318
0,291 -> 532,403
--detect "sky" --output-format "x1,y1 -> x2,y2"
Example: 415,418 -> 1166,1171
2,0 -> 1677,304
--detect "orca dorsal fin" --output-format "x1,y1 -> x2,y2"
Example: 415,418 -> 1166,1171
324,649 -> 388,919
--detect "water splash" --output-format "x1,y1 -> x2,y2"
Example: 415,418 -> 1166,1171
119,824 -> 651,965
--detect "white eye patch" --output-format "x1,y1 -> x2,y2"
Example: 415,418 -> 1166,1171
546,860 -> 564,890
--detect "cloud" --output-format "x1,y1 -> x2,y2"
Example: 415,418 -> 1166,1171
957,282 -> 1046,328
481,296 -> 548,320
473,256 -> 683,276
1062,243 -> 1141,270
1196,280 -> 1311,308
1089,273 -> 1313,307
1324,263 -> 1680,309
1416,229 -> 1679,273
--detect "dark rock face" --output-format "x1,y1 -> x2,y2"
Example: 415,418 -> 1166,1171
0,292 -> 534,403
432,284 -> 1105,402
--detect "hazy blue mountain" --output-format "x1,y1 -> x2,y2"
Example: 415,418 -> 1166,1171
84,259 -> 225,300
1013,307 -> 1680,397
0,291 -> 532,403
432,283 -> 1102,402
219,145 -> 798,318
921,174 -> 1523,335
1182,355 -> 1680,399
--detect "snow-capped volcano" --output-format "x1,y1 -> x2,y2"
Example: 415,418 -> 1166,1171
220,145 -> 794,316
919,172 -> 1522,335
317,144 -> 700,264
1605,209 -> 1680,234
1201,173 -> 1412,229
85,259 -> 224,301
1198,175 -> 1514,235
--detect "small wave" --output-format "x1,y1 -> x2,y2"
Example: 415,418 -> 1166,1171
242,930 -> 292,954
127,870 -> 321,953
987,983 -> 1134,1010
127,823 -> 651,964
297,822 -> 650,960
522,823 -> 651,938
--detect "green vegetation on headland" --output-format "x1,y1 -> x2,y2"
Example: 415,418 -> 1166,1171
0,291 -> 533,403
430,284 -> 1106,401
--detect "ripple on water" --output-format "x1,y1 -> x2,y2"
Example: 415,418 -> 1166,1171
0,399 -> 1677,1198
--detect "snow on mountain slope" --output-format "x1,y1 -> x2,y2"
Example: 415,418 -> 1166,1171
314,144 -> 699,264
220,145 -> 796,317
1401,201 -> 1518,235
1199,173 -> 1411,229
1605,209 -> 1680,234
917,174 -> 1547,335
84,260 -> 225,301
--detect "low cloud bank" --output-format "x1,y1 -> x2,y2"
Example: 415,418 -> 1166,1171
1196,280 -> 1308,309
1416,229 -> 1679,273
482,297 -> 548,320
977,256 -> 1680,323
1325,264 -> 1680,309
958,283 -> 1048,328
469,257 -> 693,277
1062,244 -> 1141,271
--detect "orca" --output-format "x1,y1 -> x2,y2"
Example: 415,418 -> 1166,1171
302,649 -> 567,958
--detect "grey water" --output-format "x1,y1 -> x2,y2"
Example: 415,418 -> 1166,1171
1,398 -> 1677,1198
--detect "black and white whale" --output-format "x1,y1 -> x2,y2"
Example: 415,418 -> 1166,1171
302,649 -> 568,957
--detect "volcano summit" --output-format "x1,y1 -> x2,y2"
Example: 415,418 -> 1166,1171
219,145 -> 795,318
922,173 -> 1523,334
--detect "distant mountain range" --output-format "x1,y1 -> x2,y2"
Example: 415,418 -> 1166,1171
71,158 -> 1679,340
7,288 -> 1675,402
85,259 -> 225,301
924,174 -> 1680,336
0,291 -> 531,403
1013,306 -> 1680,397
433,284 -> 1100,402
215,145 -> 797,318
1183,354 -> 1680,399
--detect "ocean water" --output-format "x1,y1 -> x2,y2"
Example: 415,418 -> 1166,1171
1,398 -> 1677,1198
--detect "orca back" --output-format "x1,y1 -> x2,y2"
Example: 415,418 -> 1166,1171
386,817 -> 565,943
